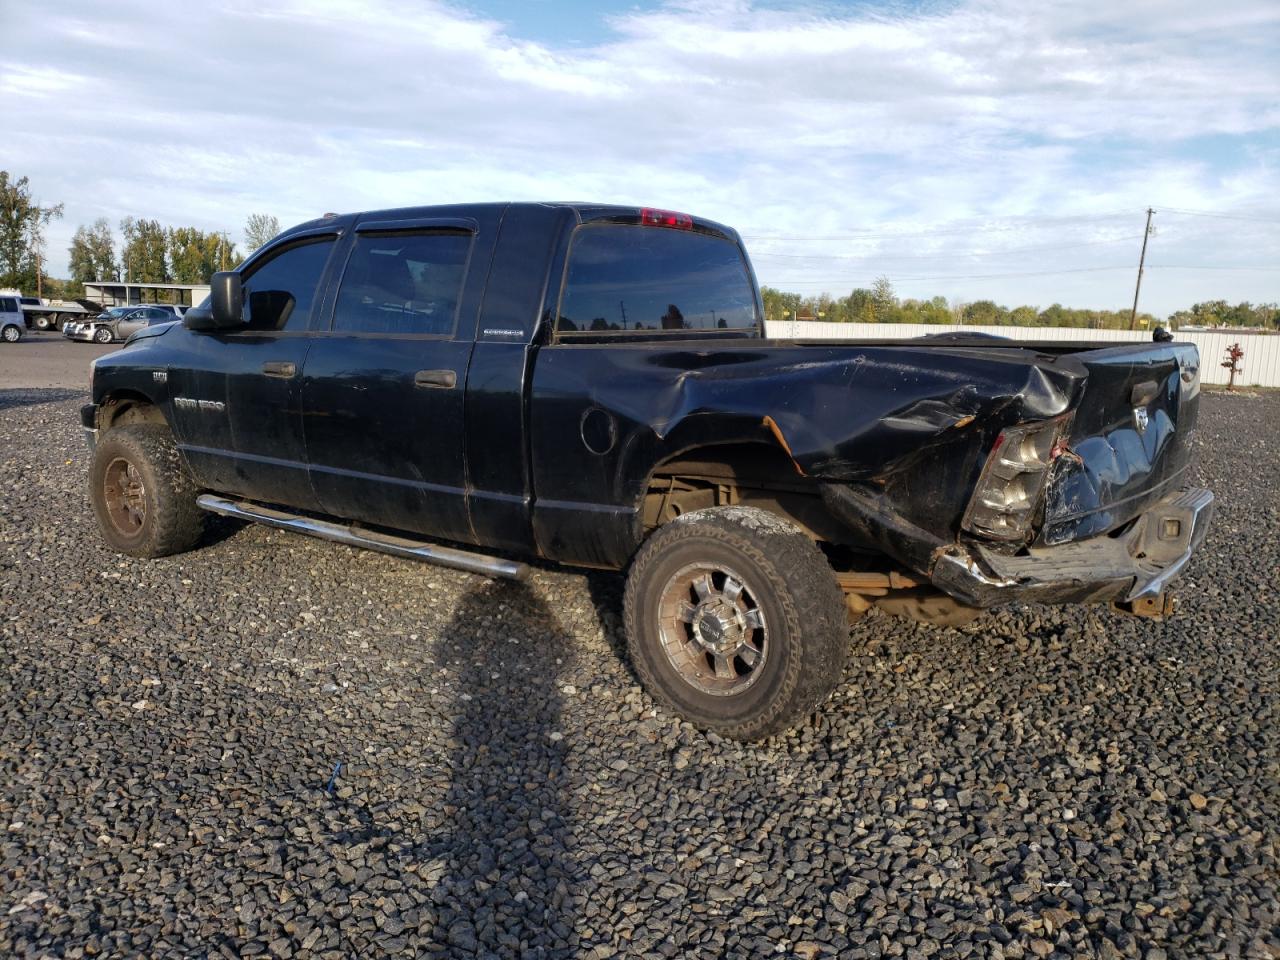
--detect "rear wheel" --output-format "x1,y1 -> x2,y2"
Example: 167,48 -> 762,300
624,506 -> 849,740
89,424 -> 204,557
1,324 -> 19,343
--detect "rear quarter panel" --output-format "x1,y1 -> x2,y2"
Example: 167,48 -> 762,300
529,338 -> 1085,567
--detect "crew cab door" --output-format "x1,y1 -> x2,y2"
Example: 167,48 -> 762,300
169,232 -> 339,510
300,215 -> 498,545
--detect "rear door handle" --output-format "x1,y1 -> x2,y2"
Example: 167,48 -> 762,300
262,361 -> 296,378
414,369 -> 457,389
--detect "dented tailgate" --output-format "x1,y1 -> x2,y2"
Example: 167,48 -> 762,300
1042,342 -> 1201,545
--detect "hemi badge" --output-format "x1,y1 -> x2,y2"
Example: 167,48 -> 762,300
153,370 -> 168,383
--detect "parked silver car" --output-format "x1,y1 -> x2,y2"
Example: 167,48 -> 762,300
64,304 -> 186,343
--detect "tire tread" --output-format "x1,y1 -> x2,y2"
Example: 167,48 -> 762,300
624,507 -> 848,740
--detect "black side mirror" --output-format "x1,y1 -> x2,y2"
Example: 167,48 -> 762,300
184,271 -> 244,331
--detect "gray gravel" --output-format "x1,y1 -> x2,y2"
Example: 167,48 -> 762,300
1,387 -> 1277,960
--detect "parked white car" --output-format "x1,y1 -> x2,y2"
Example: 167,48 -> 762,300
0,294 -> 25,342
64,304 -> 186,343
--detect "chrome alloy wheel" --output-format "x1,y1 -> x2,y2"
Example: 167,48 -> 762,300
657,562 -> 768,696
103,457 -> 147,536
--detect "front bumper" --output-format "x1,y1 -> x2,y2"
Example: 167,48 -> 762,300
932,487 -> 1214,608
64,325 -> 96,341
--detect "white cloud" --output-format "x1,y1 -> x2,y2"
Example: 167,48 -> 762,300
1,0 -> 1276,314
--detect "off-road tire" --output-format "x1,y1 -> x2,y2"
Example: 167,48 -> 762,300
89,423 -> 204,558
624,506 -> 849,741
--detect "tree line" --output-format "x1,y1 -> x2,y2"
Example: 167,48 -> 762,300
761,279 -> 1277,331
0,169 -> 278,300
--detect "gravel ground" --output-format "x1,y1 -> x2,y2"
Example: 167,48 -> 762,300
0,388 -> 1276,960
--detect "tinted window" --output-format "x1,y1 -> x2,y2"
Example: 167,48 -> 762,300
557,225 -> 757,335
241,237 -> 335,332
333,231 -> 471,335
0,297 -> 16,312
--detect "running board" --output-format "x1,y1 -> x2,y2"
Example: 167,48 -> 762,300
196,494 -> 528,580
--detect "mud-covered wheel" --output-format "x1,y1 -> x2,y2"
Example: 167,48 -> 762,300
624,506 -> 849,741
89,423 -> 204,558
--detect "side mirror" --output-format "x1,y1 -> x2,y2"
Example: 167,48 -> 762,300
184,272 -> 244,331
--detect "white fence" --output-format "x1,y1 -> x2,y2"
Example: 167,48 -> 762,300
762,321 -> 1280,389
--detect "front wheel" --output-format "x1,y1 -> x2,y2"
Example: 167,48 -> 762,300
89,424 -> 204,558
34,315 -> 52,331
93,326 -> 114,343
624,506 -> 849,741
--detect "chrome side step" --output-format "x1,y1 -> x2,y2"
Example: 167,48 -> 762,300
196,494 -> 528,580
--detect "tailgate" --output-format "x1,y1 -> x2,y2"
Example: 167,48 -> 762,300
1041,341 -> 1200,545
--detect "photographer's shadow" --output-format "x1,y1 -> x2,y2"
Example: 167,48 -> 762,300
424,579 -> 578,958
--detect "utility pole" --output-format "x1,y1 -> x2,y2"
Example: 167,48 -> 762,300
35,249 -> 42,299
1129,207 -> 1155,330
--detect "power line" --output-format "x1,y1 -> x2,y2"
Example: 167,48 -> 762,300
750,235 -> 1144,262
763,266 -> 1132,285
741,211 -> 1142,243
1160,207 -> 1280,225
1147,264 -> 1276,271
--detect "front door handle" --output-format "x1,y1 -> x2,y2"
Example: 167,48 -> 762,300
262,361 -> 296,378
414,369 -> 457,389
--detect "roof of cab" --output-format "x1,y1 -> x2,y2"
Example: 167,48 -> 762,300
278,201 -> 739,245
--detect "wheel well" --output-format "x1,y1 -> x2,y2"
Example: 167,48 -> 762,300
641,442 -> 847,542
98,392 -> 168,432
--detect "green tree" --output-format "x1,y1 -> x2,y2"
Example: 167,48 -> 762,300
119,217 -> 170,285
871,275 -> 897,322
761,285 -> 803,322
0,171 -> 63,293
244,213 -> 280,253
845,288 -> 876,323
168,227 -> 215,283
68,218 -> 119,287
1009,305 -> 1038,326
962,300 -> 1006,325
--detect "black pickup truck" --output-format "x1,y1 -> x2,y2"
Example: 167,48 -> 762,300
83,202 -> 1213,739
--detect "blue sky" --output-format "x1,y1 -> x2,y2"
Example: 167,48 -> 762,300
2,0 -> 1277,316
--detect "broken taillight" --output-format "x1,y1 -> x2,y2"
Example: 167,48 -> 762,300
962,414 -> 1073,542
640,208 -> 693,230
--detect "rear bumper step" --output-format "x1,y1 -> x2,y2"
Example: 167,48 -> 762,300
931,487 -> 1214,608
196,495 -> 529,580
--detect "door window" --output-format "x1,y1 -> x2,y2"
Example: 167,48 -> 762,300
241,237 -> 336,332
333,231 -> 471,336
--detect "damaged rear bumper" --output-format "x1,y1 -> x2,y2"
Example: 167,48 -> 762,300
931,487 -> 1214,608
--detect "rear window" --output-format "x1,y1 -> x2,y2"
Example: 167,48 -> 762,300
0,297 -> 16,313
556,225 -> 758,336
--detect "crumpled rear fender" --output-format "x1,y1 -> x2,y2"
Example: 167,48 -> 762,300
530,340 -> 1087,567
